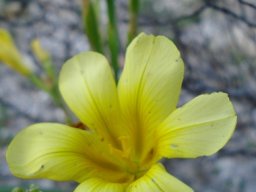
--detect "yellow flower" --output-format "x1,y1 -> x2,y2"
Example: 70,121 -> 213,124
0,28 -> 31,76
6,33 -> 237,192
31,39 -> 50,63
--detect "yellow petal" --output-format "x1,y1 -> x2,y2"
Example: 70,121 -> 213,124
127,164 -> 193,192
74,178 -> 127,192
0,28 -> 31,75
59,52 -> 125,148
157,92 -> 237,158
118,33 -> 184,160
6,123 -> 129,182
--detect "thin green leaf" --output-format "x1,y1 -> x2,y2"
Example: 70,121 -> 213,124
82,0 -> 103,53
127,0 -> 140,45
106,0 -> 120,81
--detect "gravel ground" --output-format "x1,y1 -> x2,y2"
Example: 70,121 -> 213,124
0,0 -> 256,191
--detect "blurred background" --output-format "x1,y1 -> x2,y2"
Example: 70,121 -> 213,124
0,0 -> 256,191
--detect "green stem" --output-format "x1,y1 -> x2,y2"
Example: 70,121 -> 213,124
106,0 -> 120,82
28,74 -> 72,124
48,84 -> 72,124
28,74 -> 49,91
42,58 -> 56,82
127,0 -> 140,45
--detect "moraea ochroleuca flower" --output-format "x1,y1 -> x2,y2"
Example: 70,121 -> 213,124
6,33 -> 237,192
0,28 -> 31,76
